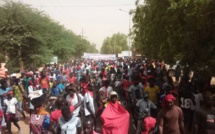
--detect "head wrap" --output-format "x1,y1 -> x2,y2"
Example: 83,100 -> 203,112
162,94 -> 176,107
7,90 -> 13,95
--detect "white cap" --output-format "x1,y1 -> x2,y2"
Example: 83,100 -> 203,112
11,73 -> 17,77
109,91 -> 118,98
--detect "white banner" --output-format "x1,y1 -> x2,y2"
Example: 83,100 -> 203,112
83,53 -> 116,60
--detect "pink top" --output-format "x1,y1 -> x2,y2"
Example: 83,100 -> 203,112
142,116 -> 156,134
50,106 -> 75,122
68,76 -> 76,84
93,131 -> 99,134
0,109 -> 3,128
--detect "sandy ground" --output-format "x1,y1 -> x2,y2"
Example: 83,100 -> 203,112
11,113 -> 30,134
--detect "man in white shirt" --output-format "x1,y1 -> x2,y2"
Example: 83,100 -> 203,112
98,80 -> 113,115
66,89 -> 84,117
58,105 -> 81,134
84,84 -> 96,122
99,80 -> 113,102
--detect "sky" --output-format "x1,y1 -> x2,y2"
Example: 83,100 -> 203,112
14,0 -> 137,51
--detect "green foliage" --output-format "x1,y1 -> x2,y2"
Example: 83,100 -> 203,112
100,33 -> 128,54
0,2 -> 98,72
133,0 -> 215,74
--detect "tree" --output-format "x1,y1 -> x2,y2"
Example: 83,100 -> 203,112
100,33 -> 128,54
0,2 -> 98,72
133,0 -> 215,74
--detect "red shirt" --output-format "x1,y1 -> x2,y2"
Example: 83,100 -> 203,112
41,77 -> 49,89
68,76 -> 76,84
0,109 -> 3,128
81,82 -> 89,95
122,79 -> 131,90
50,106 -> 74,122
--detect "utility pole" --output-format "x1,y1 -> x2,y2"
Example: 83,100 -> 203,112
119,9 -> 132,58
81,28 -> 84,39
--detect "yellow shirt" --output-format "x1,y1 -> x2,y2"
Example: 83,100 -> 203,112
49,82 -> 53,90
145,85 -> 160,104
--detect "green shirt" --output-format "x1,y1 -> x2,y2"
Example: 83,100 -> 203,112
13,85 -> 23,102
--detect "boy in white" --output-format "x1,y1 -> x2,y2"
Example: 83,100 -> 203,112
84,84 -> 95,119
4,91 -> 21,134
58,105 -> 81,134
66,89 -> 84,117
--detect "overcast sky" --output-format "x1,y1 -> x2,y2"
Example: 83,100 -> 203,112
14,0 -> 136,51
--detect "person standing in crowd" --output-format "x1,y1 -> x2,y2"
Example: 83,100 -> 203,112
178,72 -> 192,131
66,87 -> 84,117
40,72 -> 50,94
84,84 -> 96,127
175,65 -> 181,83
68,73 -> 76,85
135,109 -> 156,134
80,76 -> 90,96
83,119 -> 99,134
189,88 -> 203,132
144,78 -> 160,105
99,79 -> 113,110
85,70 -> 91,83
129,81 -> 141,121
49,81 -> 63,97
101,91 -> 130,134
136,92 -> 157,117
84,84 -> 96,124
22,72 -> 31,93
4,91 -> 21,134
29,93 -> 51,134
157,94 -> 185,134
138,78 -> 146,98
0,79 -> 12,132
50,95 -> 82,133
193,92 -> 215,134
57,105 -> 82,134
121,74 -> 131,99
76,67 -> 82,82
135,92 -> 157,133
12,78 -> 26,119
35,71 -> 41,86
62,70 -> 68,85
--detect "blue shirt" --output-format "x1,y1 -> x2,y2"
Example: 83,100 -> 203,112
77,70 -> 82,80
58,83 -> 64,90
50,85 -> 62,97
56,75 -> 62,81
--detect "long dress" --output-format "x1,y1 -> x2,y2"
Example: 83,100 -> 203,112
101,101 -> 130,134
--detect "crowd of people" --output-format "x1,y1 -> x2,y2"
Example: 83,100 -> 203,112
0,58 -> 214,134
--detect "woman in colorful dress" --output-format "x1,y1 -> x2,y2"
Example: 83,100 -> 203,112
29,93 -> 51,134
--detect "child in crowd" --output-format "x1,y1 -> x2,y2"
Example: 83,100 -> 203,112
4,91 -> 21,134
83,119 -> 99,134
